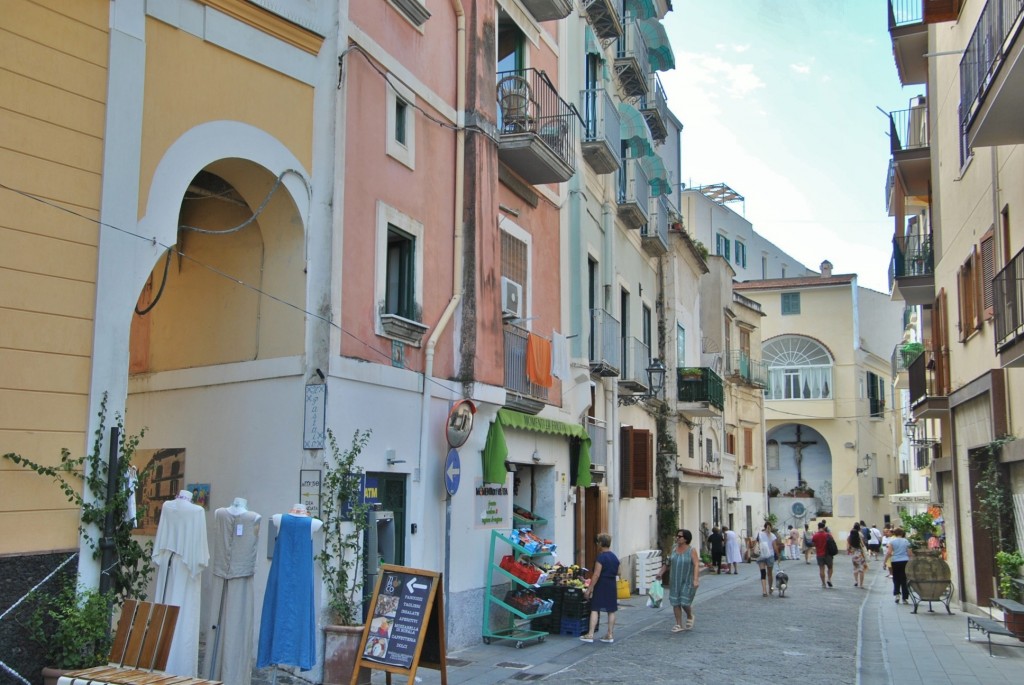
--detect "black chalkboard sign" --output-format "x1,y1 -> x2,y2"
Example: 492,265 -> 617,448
352,564 -> 447,685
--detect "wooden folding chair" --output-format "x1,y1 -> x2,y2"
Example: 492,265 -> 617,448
59,600 -> 219,685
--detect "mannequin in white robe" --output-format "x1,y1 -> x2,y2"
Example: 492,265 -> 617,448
153,489 -> 209,677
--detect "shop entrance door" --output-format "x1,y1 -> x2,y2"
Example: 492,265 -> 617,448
579,485 -> 607,572
370,473 -> 406,566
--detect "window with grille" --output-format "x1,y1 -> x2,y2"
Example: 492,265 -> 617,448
620,426 -> 652,497
766,439 -> 779,470
957,247 -> 980,339
501,230 -> 528,312
688,432 -> 695,460
705,438 -> 713,464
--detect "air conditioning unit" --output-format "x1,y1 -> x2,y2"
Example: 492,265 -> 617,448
501,277 -> 523,320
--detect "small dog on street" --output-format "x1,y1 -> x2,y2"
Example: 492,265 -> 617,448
775,569 -> 789,597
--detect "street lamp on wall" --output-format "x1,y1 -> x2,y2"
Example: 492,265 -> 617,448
618,358 -> 667,406
856,453 -> 873,476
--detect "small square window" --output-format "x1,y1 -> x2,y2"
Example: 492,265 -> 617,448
781,292 -> 800,315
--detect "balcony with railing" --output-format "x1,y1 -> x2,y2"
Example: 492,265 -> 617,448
497,68 -> 578,185
580,87 -> 621,174
521,0 -> 573,22
618,158 -> 650,229
589,308 -> 621,377
618,336 -> 651,393
582,0 -> 623,41
890,228 -> 935,305
503,325 -> 549,414
889,98 -> 930,198
725,351 -> 768,389
891,342 -> 924,388
994,246 -> 1024,365
888,0 -> 928,85
641,194 -> 670,256
615,17 -> 650,99
908,347 -> 949,418
676,366 -> 724,417
638,73 -> 669,143
960,0 -> 1024,147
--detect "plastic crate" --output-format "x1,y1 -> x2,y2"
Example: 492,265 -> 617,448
559,617 -> 588,637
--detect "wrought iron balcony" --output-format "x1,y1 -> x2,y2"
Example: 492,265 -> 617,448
676,366 -> 725,416
497,68 -> 578,185
889,98 -> 930,198
908,347 -> 949,418
618,158 -> 650,229
960,0 -> 1024,147
580,87 -> 621,174
994,246 -> 1024,366
582,0 -> 623,41
638,73 -> 669,143
890,229 -> 935,305
615,17 -> 650,99
888,0 -> 928,85
725,351 -> 768,389
641,194 -> 670,256
589,308 -> 621,377
503,324 -> 548,414
619,336 -> 651,392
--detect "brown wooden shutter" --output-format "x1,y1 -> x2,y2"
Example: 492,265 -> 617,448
633,429 -> 653,498
934,289 -> 950,395
981,230 -> 995,319
743,428 -> 754,466
620,426 -> 634,498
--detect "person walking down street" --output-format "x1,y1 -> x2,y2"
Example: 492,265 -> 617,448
755,523 -> 779,596
812,520 -> 835,588
868,524 -> 882,559
885,527 -> 913,604
802,524 -> 814,564
881,526 -> 893,577
708,526 -> 724,574
723,526 -> 742,574
787,525 -> 801,561
581,533 -> 619,643
656,529 -> 700,633
848,526 -> 868,588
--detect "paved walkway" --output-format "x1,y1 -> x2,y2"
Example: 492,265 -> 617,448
253,555 -> 1023,685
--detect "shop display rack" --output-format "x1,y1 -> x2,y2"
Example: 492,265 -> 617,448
482,529 -> 553,649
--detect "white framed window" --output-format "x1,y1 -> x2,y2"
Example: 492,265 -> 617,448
763,335 -> 833,400
375,202 -> 424,341
386,78 -> 416,170
500,216 -> 532,325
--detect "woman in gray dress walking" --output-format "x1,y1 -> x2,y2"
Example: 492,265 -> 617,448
655,529 -> 700,632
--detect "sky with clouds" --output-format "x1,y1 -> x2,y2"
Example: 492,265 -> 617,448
662,1 -> 914,293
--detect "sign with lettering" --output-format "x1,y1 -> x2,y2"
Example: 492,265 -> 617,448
352,565 -> 448,685
474,478 -> 509,528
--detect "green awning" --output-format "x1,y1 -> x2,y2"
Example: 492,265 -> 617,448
638,152 -> 671,197
482,409 -> 592,486
617,102 -> 654,159
638,18 -> 675,72
624,0 -> 658,20
585,25 -> 602,55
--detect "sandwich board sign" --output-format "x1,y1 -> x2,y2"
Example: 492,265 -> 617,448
352,564 -> 447,685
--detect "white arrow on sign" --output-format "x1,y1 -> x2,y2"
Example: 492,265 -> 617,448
446,462 -> 460,482
406,577 -> 429,593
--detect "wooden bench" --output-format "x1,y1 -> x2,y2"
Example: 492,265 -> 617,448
58,600 -> 220,685
966,614 -> 1023,656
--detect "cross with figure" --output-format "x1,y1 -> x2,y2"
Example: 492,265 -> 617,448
782,425 -> 817,488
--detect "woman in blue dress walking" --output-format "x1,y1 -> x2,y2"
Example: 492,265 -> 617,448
656,529 -> 701,632
581,533 -> 619,643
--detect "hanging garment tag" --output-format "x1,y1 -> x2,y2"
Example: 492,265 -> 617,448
236,524 -> 244,536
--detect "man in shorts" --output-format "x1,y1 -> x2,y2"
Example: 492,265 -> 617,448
811,520 -> 834,588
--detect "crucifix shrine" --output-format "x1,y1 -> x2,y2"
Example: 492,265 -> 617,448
782,425 -> 817,487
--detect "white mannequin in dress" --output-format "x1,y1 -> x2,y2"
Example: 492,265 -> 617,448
271,504 -> 323,535
227,497 -> 248,514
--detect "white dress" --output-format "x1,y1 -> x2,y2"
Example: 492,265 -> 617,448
153,498 -> 209,677
724,529 -> 743,564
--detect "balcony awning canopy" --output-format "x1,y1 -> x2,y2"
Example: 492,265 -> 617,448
618,101 -> 655,158
624,0 -> 658,20
482,409 -> 592,486
638,152 -> 671,197
638,18 -> 675,72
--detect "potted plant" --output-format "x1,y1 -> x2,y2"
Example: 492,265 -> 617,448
26,579 -> 115,685
5,394 -> 154,682
317,428 -> 372,685
995,550 -> 1024,637
899,510 -> 937,549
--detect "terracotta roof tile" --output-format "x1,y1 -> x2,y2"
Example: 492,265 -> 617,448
733,274 -> 856,290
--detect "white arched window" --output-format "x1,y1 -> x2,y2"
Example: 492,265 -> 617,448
762,336 -> 833,400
